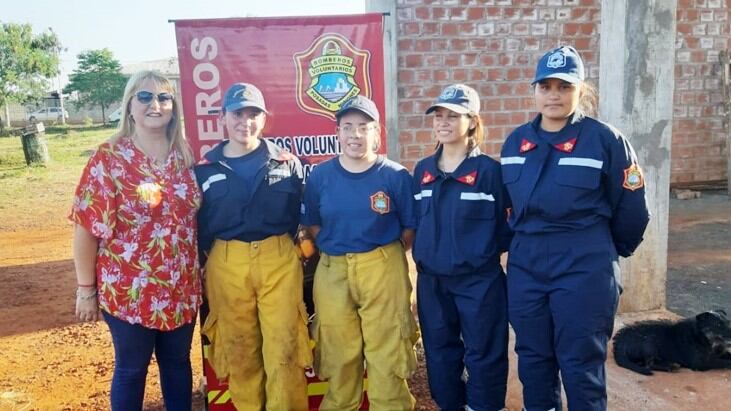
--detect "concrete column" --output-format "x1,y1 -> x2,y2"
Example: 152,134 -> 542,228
599,0 -> 677,312
366,0 -> 399,161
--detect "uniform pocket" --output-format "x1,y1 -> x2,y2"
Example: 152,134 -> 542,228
310,314 -> 331,380
555,165 -> 601,189
296,302 -> 314,368
393,311 -> 419,379
501,163 -> 523,184
458,194 -> 496,219
201,313 -> 230,379
201,173 -> 229,200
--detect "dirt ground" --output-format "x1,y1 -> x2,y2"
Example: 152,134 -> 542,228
0,190 -> 729,411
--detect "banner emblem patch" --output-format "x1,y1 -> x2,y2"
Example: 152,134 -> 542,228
294,33 -> 372,119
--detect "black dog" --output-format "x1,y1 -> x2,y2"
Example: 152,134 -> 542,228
612,310 -> 731,375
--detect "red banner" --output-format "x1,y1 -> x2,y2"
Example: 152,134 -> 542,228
175,14 -> 385,182
174,14 -> 384,411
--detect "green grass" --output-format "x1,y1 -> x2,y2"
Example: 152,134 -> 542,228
0,126 -> 112,231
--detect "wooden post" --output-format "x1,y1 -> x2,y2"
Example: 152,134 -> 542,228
21,122 -> 50,166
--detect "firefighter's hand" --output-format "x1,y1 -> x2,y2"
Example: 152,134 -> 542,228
296,228 -> 318,260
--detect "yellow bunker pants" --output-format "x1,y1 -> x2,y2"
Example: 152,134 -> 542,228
312,241 -> 418,411
202,234 -> 311,411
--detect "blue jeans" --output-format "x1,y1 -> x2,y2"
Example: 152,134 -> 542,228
103,311 -> 195,411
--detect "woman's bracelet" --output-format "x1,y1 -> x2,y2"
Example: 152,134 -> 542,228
76,288 -> 98,300
77,283 -> 96,288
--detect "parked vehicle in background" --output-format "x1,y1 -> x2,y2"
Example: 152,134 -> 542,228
27,107 -> 69,124
108,107 -> 122,123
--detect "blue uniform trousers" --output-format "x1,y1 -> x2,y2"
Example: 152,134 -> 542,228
417,271 -> 508,411
508,223 -> 620,411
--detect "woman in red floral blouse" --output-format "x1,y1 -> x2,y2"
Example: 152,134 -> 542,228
70,70 -> 201,411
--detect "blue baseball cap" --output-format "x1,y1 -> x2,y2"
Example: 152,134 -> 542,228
533,46 -> 585,85
335,95 -> 380,122
222,83 -> 268,113
426,84 -> 480,115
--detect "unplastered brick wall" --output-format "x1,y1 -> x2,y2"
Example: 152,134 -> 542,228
673,0 -> 729,184
395,0 -> 730,184
396,0 -> 601,171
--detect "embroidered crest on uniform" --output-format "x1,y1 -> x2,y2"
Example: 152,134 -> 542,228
456,171 -> 478,186
623,163 -> 644,191
422,171 -> 436,184
137,182 -> 163,208
554,137 -> 577,153
546,51 -> 567,68
370,191 -> 391,214
519,139 -> 537,153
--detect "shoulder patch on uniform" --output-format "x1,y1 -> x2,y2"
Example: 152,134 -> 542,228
456,171 -> 477,186
554,137 -> 577,153
370,191 -> 391,214
623,163 -> 644,191
520,139 -> 537,153
421,170 -> 436,184
197,157 -> 211,165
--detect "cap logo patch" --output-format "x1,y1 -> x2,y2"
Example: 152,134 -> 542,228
439,86 -> 458,100
546,51 -> 567,69
370,191 -> 391,214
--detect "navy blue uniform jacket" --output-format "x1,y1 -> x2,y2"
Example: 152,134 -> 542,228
194,139 -> 303,260
500,114 -> 650,257
413,146 -> 512,277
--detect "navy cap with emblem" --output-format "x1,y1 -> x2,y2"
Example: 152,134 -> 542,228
426,84 -> 480,115
532,46 -> 585,85
335,95 -> 380,122
222,83 -> 268,114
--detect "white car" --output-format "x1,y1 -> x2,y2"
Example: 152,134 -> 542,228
27,107 -> 69,123
108,107 -> 123,123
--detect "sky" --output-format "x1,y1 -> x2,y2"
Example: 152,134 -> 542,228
3,0 -> 366,89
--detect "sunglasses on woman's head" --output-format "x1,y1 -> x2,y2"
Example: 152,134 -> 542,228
135,91 -> 174,105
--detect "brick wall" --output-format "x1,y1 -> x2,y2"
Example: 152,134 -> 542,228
673,0 -> 729,183
395,0 -> 729,185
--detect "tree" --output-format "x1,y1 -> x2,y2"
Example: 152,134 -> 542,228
0,23 -> 62,130
64,49 -> 127,125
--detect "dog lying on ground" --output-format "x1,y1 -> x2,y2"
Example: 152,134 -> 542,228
612,310 -> 731,375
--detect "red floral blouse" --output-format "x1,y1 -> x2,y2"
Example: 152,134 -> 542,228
70,136 -> 202,330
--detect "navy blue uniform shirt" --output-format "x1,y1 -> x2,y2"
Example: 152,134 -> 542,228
194,139 -> 303,257
301,155 -> 417,255
413,146 -> 512,277
500,114 -> 650,257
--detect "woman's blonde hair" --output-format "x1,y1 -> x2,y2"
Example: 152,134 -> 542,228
466,113 -> 485,152
110,70 -> 194,167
